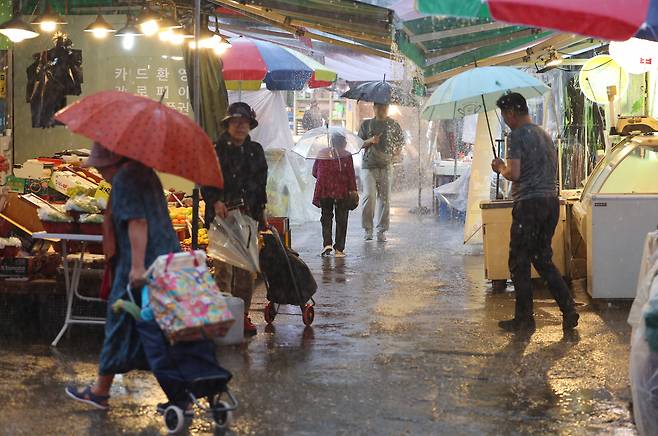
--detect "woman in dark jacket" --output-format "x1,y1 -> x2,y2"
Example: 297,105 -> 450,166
312,132 -> 357,258
201,102 -> 268,335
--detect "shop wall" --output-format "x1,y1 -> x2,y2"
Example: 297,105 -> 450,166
13,15 -> 194,192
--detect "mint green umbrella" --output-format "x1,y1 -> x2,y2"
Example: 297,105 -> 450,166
422,66 -> 549,155
415,0 -> 492,19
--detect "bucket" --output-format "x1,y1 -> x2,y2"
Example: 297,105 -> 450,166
214,292 -> 244,346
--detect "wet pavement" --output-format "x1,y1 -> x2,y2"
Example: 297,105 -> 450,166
0,192 -> 636,435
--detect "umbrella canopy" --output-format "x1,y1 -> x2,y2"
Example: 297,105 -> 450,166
341,79 -> 417,106
488,0 -> 649,41
637,0 -> 658,41
208,211 -> 260,273
221,37 -> 337,91
421,66 -> 549,120
292,127 -> 364,160
417,0 -> 649,41
54,91 -> 224,188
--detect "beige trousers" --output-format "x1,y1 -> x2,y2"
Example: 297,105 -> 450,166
212,259 -> 255,312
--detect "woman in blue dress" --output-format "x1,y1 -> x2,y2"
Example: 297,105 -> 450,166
65,142 -> 180,409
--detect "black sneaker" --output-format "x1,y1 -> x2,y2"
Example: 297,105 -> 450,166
498,317 -> 536,332
562,311 -> 579,331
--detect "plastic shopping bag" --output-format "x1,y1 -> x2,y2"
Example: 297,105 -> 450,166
147,250 -> 235,343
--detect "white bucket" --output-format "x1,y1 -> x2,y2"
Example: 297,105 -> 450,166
215,292 -> 244,346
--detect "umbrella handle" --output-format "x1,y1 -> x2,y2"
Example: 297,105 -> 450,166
481,95 -> 497,158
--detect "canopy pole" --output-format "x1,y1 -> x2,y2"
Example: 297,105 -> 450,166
417,110 -> 422,209
191,0 -> 202,250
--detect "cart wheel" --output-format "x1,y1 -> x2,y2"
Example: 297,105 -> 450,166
264,301 -> 276,324
212,400 -> 233,430
164,405 -> 185,434
302,304 -> 314,326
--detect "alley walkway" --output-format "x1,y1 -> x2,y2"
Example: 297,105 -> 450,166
0,193 -> 635,435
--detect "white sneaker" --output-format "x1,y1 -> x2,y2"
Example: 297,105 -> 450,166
377,232 -> 387,242
321,245 -> 333,256
364,231 -> 373,241
334,250 -> 346,258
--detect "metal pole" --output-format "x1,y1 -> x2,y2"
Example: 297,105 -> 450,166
191,0 -> 201,250
417,112 -> 421,209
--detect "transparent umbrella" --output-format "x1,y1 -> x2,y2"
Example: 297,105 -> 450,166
208,210 -> 260,273
291,126 -> 364,160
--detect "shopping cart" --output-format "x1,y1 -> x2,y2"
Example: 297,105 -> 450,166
259,227 -> 317,326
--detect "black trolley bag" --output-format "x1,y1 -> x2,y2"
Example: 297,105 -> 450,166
259,226 -> 317,325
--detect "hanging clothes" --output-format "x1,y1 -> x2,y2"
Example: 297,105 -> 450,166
26,36 -> 83,128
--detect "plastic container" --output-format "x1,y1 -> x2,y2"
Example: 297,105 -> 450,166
214,292 -> 244,346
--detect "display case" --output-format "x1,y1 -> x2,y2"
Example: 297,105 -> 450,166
571,134 -> 658,298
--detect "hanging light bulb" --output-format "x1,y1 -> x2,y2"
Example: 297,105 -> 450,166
83,14 -> 115,39
158,28 -> 172,42
137,6 -> 161,36
115,15 -> 144,51
0,16 -> 39,42
168,29 -> 185,46
31,1 -> 67,33
122,34 -> 135,50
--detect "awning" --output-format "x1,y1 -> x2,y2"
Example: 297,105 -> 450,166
212,0 -> 394,56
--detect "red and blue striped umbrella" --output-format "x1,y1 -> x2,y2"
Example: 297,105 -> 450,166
220,37 -> 337,91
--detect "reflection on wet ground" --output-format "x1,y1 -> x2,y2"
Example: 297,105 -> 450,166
0,194 -> 635,435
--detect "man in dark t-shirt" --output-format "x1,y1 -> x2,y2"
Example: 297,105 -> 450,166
491,92 -> 578,333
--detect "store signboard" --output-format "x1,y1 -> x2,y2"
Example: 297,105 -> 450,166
13,15 -> 193,166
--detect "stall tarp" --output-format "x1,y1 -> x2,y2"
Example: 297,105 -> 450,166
434,166 -> 470,212
228,90 -> 319,224
323,52 -> 404,82
464,111 -> 499,244
228,90 -> 293,149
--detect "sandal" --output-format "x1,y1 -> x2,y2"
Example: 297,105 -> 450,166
65,385 -> 110,410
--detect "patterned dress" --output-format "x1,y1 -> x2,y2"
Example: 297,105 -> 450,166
98,161 -> 180,375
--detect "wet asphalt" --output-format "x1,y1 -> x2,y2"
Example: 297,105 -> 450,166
0,192 -> 636,435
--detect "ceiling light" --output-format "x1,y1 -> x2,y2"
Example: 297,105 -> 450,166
137,6 -> 161,36
159,15 -> 182,31
83,14 -> 115,39
168,29 -> 185,45
122,34 -> 135,50
31,1 -> 67,33
0,16 -> 39,42
115,15 -> 144,38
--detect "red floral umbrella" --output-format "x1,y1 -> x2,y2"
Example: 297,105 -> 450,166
488,0 -> 650,41
55,91 -> 223,188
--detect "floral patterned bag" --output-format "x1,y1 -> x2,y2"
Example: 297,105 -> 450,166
147,250 -> 235,343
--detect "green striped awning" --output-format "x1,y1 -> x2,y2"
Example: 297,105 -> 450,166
415,0 -> 492,19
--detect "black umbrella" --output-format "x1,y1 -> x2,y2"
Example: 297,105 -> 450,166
341,77 -> 417,107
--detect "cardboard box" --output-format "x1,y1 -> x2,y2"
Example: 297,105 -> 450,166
0,192 -> 45,234
50,171 -> 97,196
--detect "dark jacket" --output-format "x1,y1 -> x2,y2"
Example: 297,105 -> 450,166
26,38 -> 83,129
201,133 -> 268,226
